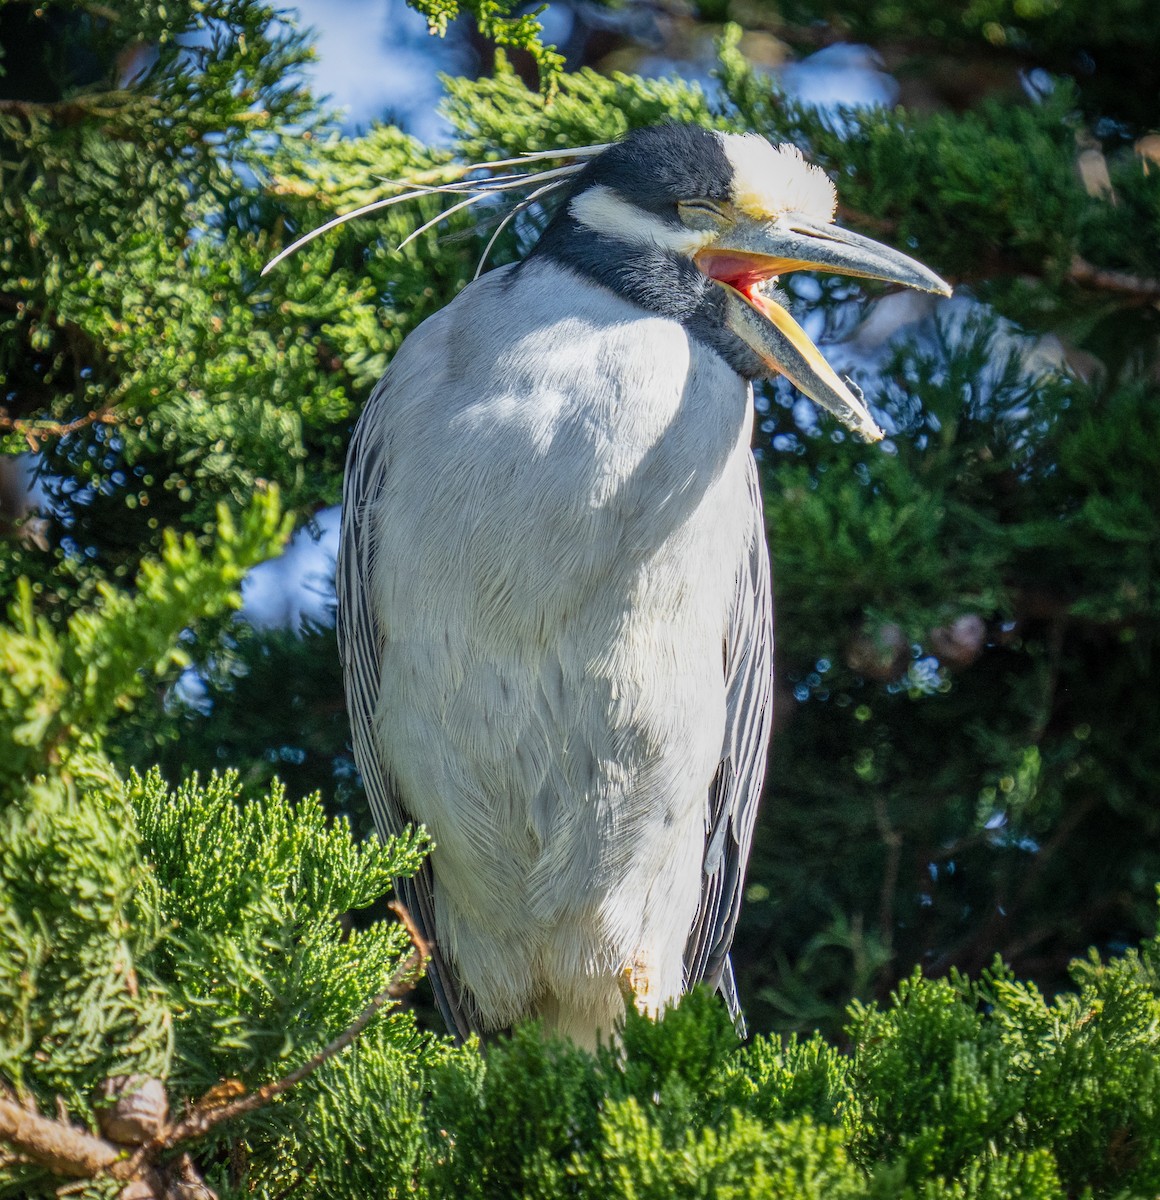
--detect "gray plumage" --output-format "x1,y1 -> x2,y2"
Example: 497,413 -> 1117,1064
339,257 -> 770,1042
333,125 -> 949,1044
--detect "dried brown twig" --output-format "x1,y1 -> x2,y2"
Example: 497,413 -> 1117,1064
0,408 -> 121,451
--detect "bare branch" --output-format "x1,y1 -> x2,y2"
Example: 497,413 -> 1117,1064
1066,255 -> 1160,302
0,93 -> 140,126
0,1094 -> 127,1181
836,203 -> 898,236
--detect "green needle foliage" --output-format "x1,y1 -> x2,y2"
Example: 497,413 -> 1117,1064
2,0 -> 1160,1193
7,758 -> 1160,1197
409,0 -> 565,85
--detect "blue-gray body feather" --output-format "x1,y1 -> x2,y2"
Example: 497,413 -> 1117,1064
337,257 -> 772,1043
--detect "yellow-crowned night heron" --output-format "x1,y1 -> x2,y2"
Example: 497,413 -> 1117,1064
322,124 -> 949,1045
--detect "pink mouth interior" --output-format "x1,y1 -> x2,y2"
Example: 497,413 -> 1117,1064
695,250 -> 779,304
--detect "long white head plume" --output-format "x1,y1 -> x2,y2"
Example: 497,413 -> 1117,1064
260,144 -> 610,277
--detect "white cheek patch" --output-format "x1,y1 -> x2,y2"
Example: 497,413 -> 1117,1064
569,184 -> 714,255
719,134 -> 837,224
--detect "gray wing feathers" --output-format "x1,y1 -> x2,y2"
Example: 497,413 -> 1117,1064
336,388 -> 476,1041
682,452 -> 773,1029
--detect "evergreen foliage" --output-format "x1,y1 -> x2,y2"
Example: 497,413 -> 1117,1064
2,0 -> 1159,1193
6,766 -> 1160,1195
407,0 -> 565,84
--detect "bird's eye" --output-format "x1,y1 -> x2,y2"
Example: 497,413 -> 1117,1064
677,199 -> 728,228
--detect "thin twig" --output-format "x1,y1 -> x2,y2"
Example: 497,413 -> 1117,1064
872,792 -> 902,962
1028,616 -> 1066,744
1067,255 -> 1160,301
836,203 -> 898,236
137,902 -> 430,1158
0,93 -> 138,125
73,1 -> 123,21
928,791 -> 1101,977
0,408 -> 120,451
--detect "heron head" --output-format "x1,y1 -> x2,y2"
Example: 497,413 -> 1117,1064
261,122 -> 951,439
540,125 -> 952,442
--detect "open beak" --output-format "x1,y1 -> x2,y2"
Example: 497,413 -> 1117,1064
696,215 -> 952,442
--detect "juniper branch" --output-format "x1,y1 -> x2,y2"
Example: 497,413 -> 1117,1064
0,1093 -> 130,1182
140,901 -> 430,1157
